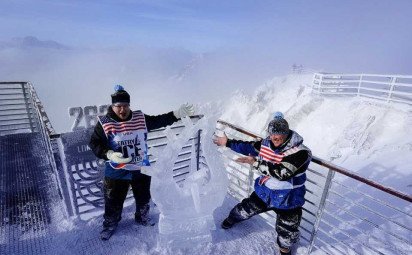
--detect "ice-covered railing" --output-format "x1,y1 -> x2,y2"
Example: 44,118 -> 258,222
216,119 -> 412,255
312,73 -> 412,105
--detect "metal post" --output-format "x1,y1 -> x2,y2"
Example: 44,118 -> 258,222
21,82 -> 36,132
307,168 -> 335,254
196,129 -> 202,171
319,74 -> 324,94
387,76 -> 397,103
247,165 -> 255,194
357,74 -> 363,97
311,73 -> 317,93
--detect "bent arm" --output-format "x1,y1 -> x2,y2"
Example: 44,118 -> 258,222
89,123 -> 109,160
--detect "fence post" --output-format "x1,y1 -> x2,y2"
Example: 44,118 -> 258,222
21,82 -> 36,132
387,76 -> 397,103
312,73 -> 324,94
311,73 -> 317,93
307,168 -> 335,254
319,74 -> 325,94
357,74 -> 363,97
196,129 -> 202,171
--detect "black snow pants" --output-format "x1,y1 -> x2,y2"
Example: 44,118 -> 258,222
226,191 -> 302,250
102,173 -> 151,228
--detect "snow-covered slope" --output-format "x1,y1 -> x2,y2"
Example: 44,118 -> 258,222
215,74 -> 411,194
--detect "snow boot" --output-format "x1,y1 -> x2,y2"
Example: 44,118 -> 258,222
221,217 -> 235,229
100,226 -> 116,241
135,204 -> 155,226
279,247 -> 291,255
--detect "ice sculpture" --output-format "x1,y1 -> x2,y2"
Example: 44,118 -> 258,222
149,116 -> 228,248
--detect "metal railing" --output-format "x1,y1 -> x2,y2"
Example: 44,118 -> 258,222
312,73 -> 412,105
0,82 -> 56,136
216,119 -> 412,255
0,81 -> 57,178
0,82 -> 38,135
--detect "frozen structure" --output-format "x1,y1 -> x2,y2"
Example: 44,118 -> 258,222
148,116 -> 228,248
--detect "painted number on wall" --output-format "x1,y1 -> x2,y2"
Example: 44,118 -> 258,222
68,105 -> 110,131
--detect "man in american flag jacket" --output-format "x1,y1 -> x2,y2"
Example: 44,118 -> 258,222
89,85 -> 194,241
213,115 -> 311,255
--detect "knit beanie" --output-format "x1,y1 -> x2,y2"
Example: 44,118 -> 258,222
111,84 -> 130,104
268,118 -> 289,135
273,111 -> 284,120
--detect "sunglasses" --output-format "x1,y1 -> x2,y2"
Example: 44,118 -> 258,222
112,103 -> 130,109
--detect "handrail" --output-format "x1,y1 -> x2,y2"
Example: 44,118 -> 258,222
216,119 -> 412,203
217,119 -> 261,139
312,73 -> 412,105
311,156 -> 412,203
314,73 -> 412,78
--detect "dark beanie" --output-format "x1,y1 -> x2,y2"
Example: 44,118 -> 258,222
111,84 -> 130,104
268,118 -> 289,135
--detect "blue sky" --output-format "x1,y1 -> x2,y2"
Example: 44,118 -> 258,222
1,0 -> 411,71
1,0 -> 411,55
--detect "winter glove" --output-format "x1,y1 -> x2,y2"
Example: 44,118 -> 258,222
252,159 -> 270,176
140,166 -> 151,176
106,150 -> 132,164
173,103 -> 195,119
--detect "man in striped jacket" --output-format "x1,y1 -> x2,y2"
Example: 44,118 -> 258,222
89,85 -> 194,240
213,116 -> 311,255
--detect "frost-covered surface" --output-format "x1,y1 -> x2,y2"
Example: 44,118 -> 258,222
3,73 -> 411,254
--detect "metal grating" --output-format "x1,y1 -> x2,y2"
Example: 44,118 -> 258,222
0,133 -> 59,255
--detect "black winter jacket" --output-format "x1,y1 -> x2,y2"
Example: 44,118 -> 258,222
89,106 -> 178,160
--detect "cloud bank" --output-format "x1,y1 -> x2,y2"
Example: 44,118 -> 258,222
0,36 -> 288,132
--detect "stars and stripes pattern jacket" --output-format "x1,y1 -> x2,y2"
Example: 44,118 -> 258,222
227,130 -> 311,209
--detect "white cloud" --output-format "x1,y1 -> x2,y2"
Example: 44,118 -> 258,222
0,36 -> 289,132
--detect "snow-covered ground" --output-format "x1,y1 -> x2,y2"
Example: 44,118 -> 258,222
4,73 -> 411,255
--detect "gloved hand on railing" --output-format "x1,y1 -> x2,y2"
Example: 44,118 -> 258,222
213,131 -> 228,147
106,150 -> 132,164
173,103 -> 195,119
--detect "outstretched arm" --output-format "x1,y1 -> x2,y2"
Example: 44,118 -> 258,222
144,112 -> 178,131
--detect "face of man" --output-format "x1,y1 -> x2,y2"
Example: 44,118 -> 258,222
270,134 -> 287,147
112,103 -> 130,120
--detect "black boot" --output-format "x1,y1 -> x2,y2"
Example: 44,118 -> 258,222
279,247 -> 291,255
221,217 -> 235,229
100,225 -> 116,241
135,204 -> 155,226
